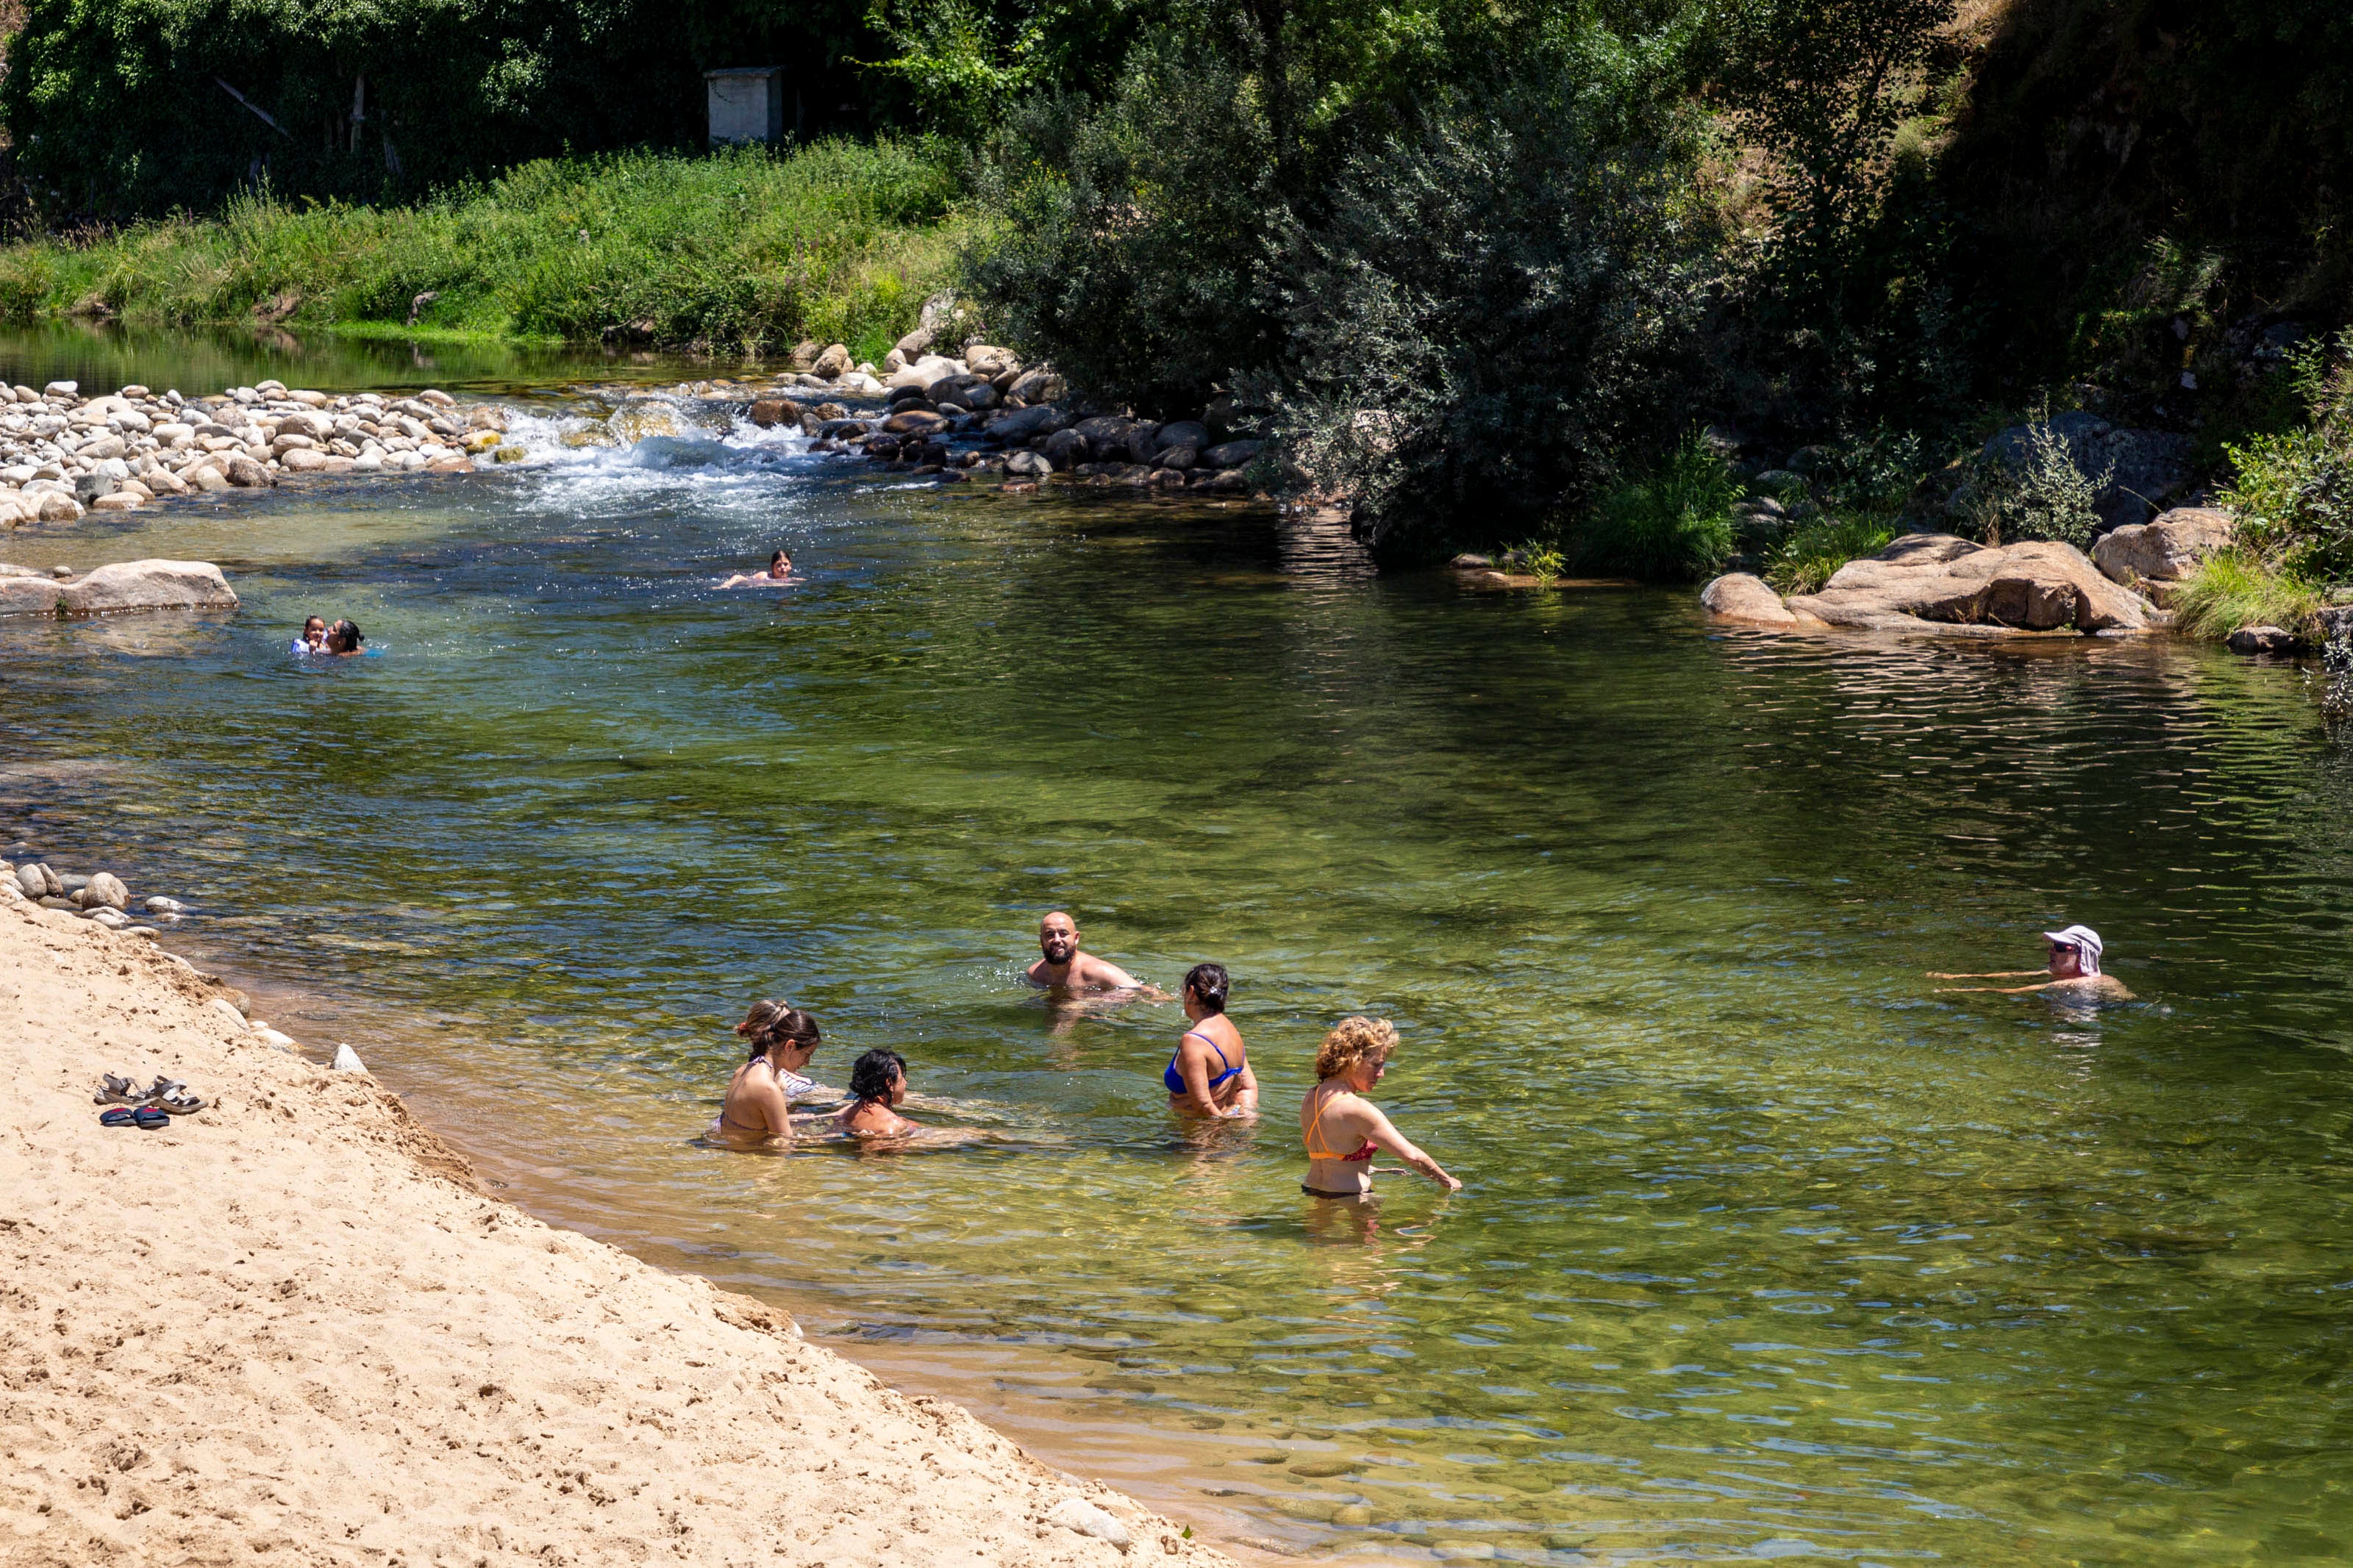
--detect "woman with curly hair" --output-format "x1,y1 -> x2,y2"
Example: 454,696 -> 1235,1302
1299,1016 -> 1460,1198
708,1000 -> 826,1148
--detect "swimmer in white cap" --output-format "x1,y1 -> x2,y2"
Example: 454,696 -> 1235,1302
1930,923 -> 2133,999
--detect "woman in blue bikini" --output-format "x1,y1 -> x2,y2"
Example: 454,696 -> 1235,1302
1165,962 -> 1257,1119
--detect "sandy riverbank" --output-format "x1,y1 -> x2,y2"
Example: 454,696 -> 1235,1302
0,892 -> 1232,1567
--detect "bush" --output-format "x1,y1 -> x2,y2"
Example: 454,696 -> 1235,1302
1259,37 -> 1719,552
1961,415 -> 2110,549
1765,515 -> 1898,594
2171,549 -> 2325,642
1571,435 -> 1740,580
2218,332 -> 2353,582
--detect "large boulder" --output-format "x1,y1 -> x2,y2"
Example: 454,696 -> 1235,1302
885,355 -> 966,393
57,559 -> 238,615
1152,420 -> 1209,456
1699,572 -> 1802,627
1977,413 -> 2195,532
1008,368 -> 1065,404
812,343 -> 853,379
0,576 -> 63,616
2091,506 -> 2234,585
1041,429 -> 1089,470
1071,415 -> 1136,459
1784,534 -> 2152,634
986,405 -> 1068,443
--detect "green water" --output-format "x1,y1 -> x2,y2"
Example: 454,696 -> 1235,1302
4,374 -> 2353,1566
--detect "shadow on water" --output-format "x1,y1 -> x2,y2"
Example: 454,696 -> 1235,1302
2,379 -> 2353,1566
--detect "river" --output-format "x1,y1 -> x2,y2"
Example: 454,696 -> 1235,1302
4,332 -> 2352,1567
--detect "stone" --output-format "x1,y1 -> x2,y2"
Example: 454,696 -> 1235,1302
1004,450 -> 1052,479
256,1028 -> 298,1052
1699,572 -> 1802,626
746,398 -> 800,429
1072,415 -> 1136,458
882,409 -> 948,436
58,559 -> 239,615
1449,554 -> 1494,569
1783,534 -> 2152,634
1156,446 -> 1197,471
1202,439 -> 1262,470
188,465 -> 230,493
985,404 -> 1068,443
1191,468 -> 1250,493
885,355 -> 966,393
88,493 -> 140,511
2091,506 -> 2234,585
15,863 -> 49,898
1007,368 -> 1065,404
1151,467 -> 1188,488
144,895 -> 186,914
42,381 -> 75,398
891,323 -> 935,360
57,873 -> 89,895
785,340 -> 823,372
85,907 -> 129,928
0,576 -> 63,616
1123,423 -> 1164,464
279,448 -> 329,473
2227,624 -> 2299,654
208,997 -> 246,1028
418,389 -> 455,407
1041,429 -> 1089,470
333,1043 -> 368,1073
35,491 -> 82,522
224,455 -> 274,487
1043,1498 -> 1130,1548
813,343 -> 853,379
85,871 -> 128,909
964,344 -> 1018,375
1154,420 -> 1210,454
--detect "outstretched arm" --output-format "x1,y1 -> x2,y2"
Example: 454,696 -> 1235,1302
1926,970 -> 2046,979
1361,1104 -> 1461,1192
1934,981 -> 2063,994
1081,955 -> 1142,990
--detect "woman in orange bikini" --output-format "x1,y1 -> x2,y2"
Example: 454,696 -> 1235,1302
1300,1016 -> 1460,1198
1165,962 -> 1257,1119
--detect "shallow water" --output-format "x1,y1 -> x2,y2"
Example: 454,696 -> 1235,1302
5,368 -> 2353,1567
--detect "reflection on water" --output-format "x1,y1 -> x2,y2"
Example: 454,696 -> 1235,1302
3,382 -> 2352,1567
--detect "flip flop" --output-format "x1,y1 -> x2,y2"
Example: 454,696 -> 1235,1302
93,1073 -> 138,1105
132,1106 -> 170,1131
148,1089 -> 206,1116
99,1106 -> 137,1127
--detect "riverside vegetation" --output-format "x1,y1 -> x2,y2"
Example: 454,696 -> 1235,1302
6,0 -> 2353,642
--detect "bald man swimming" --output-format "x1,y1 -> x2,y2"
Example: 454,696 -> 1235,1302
1026,911 -> 1149,992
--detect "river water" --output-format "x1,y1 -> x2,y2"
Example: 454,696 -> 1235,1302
4,335 -> 2353,1567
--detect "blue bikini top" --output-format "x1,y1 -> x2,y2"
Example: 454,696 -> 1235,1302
1165,1029 -> 1242,1096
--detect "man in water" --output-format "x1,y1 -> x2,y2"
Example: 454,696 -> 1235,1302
1931,923 -> 2133,1000
1026,911 -> 1151,992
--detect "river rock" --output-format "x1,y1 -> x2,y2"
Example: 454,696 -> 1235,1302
813,343 -> 853,379
1157,445 -> 1197,470
333,1042 -> 368,1073
886,355 -> 966,393
747,398 -> 801,429
1154,420 -> 1210,455
59,559 -> 239,614
0,576 -> 62,616
85,906 -> 129,928
1004,450 -> 1052,479
1043,1498 -> 1131,1547
2227,624 -> 2299,654
2091,506 -> 2234,585
224,454 -> 274,487
1007,368 -> 1065,404
1191,468 -> 1250,493
86,870 -> 129,909
1203,439 -> 1262,470
16,862 -> 54,898
986,404 -> 1068,443
1699,572 -> 1803,626
1071,415 -> 1135,459
36,491 -> 84,522
965,345 -> 1018,376
1042,429 -> 1089,470
1782,534 -> 2152,634
280,448 -> 330,473
144,895 -> 186,914
882,409 -> 948,436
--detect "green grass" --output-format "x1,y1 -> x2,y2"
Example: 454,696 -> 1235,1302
1572,435 -> 1741,581
2169,549 -> 2327,642
0,140 -> 968,354
1765,515 -> 1899,595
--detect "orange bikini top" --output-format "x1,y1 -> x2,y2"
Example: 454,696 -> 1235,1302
1303,1088 -> 1377,1161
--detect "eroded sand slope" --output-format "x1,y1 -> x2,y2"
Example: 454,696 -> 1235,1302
0,895 -> 1229,1567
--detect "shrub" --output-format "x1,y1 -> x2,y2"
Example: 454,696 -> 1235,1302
2171,549 -> 2325,642
1258,38 -> 1719,553
1961,415 -> 2110,549
2218,331 -> 2353,582
1766,515 -> 1898,594
1571,435 -> 1740,581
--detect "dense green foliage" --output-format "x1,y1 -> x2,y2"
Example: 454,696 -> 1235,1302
2217,334 -> 2353,584
1576,437 -> 1741,581
0,143 -> 960,358
2171,551 -> 2327,643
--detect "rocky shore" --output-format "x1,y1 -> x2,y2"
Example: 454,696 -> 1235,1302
0,861 -> 1233,1567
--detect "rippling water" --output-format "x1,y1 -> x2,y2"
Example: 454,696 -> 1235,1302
4,368 -> 2353,1567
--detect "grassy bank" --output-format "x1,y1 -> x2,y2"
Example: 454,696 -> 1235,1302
0,141 -> 965,363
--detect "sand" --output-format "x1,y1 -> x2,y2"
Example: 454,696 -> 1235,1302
0,890 -> 1234,1567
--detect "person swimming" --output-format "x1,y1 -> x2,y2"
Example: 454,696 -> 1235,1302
1165,962 -> 1257,1119
719,549 -> 795,589
840,1047 -> 918,1137
708,1003 -> 826,1148
290,615 -> 327,654
1300,1016 -> 1460,1198
1930,923 -> 2134,1000
325,619 -> 365,655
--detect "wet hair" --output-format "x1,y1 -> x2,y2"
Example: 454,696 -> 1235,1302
848,1048 -> 907,1105
769,548 -> 790,569
1315,1016 -> 1399,1082
327,619 -> 363,653
1183,962 -> 1229,1013
735,1000 -> 821,1062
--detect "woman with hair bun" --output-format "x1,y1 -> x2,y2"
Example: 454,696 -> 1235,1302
840,1048 -> 918,1137
707,1000 -> 827,1148
1300,1016 -> 1460,1198
1164,962 -> 1257,1119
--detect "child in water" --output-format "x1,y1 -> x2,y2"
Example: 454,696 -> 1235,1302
719,549 -> 793,589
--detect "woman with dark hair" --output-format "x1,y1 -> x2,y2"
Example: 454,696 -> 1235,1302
326,619 -> 365,655
1164,962 -> 1256,1119
707,1001 -> 826,1148
719,548 -> 795,589
840,1048 -> 918,1137
1300,1016 -> 1460,1198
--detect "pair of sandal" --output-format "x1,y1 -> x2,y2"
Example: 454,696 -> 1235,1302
100,1105 -> 173,1130
93,1073 -> 207,1117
